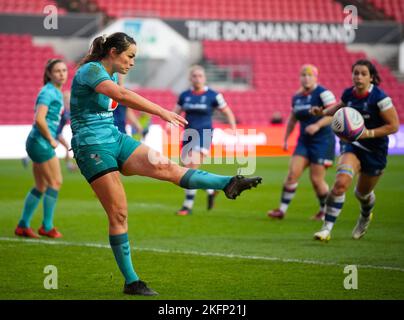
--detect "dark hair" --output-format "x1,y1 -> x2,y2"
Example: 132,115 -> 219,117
79,32 -> 136,66
43,58 -> 64,85
352,59 -> 381,85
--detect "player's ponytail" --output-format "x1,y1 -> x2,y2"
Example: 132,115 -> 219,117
79,32 -> 136,66
43,58 -> 64,85
352,59 -> 381,85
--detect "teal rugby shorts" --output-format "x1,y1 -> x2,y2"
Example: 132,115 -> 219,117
73,132 -> 141,183
26,136 -> 56,163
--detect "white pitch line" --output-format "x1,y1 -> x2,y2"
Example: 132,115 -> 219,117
1,236 -> 404,273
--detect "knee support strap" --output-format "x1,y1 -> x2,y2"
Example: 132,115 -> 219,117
336,164 -> 354,178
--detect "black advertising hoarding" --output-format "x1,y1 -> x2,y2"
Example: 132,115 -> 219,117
0,14 -> 400,43
164,19 -> 402,44
0,13 -> 102,37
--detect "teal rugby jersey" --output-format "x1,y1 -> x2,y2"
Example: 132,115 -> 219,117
29,82 -> 64,141
70,61 -> 120,146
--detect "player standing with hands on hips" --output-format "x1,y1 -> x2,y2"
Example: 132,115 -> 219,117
311,59 -> 399,241
70,33 -> 262,296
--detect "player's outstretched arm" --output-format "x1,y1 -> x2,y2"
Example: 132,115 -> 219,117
311,101 -> 344,117
95,80 -> 188,127
359,106 -> 399,139
306,114 -> 333,135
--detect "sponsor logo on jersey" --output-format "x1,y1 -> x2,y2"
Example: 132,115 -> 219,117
96,111 -> 112,117
108,98 -> 118,111
184,103 -> 208,110
293,104 -> 311,111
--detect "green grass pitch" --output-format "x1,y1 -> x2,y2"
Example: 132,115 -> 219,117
1,156 -> 404,300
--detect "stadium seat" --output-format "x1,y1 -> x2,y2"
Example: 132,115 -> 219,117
368,0 -> 404,23
93,0 -> 346,22
0,0 -> 63,15
0,34 -> 75,125
201,41 -> 404,125
126,41 -> 404,126
2,35 -> 403,127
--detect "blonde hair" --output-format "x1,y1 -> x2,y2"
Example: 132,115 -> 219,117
300,64 -> 318,78
189,64 -> 205,76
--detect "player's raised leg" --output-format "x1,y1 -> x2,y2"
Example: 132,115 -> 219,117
90,171 -> 158,296
268,155 -> 308,219
309,163 -> 329,221
121,144 -> 262,199
352,173 -> 380,240
177,149 -> 202,215
314,152 -> 360,241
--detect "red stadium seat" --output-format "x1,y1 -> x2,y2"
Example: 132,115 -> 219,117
368,0 -> 404,23
0,34 -> 76,125
92,0 -> 346,22
0,0 -> 63,15
200,41 -> 404,125
2,34 -> 403,126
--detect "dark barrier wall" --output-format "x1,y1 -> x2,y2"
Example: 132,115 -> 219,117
0,13 -> 103,37
164,19 -> 402,44
1,14 -> 401,43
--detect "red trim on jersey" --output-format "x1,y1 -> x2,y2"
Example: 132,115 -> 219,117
353,90 -> 369,99
301,90 -> 312,97
191,85 -> 208,95
300,85 -> 317,96
191,89 -> 207,96
323,103 -> 336,109
353,85 -> 372,99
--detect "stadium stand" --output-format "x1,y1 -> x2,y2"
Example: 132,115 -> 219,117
94,0 -> 346,22
1,33 -> 403,126
202,41 -> 404,125
0,0 -> 65,14
1,0 -> 403,126
0,34 -> 75,124
368,0 -> 404,23
132,41 -> 404,126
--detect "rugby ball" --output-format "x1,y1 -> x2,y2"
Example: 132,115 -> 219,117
331,107 -> 365,141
